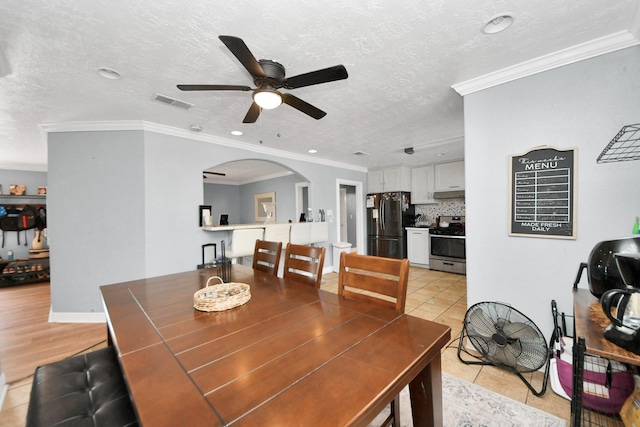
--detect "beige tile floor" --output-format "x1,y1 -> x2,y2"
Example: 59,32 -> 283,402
0,267 -> 571,425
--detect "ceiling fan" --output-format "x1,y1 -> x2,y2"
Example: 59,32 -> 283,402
203,170 -> 226,179
178,35 -> 348,123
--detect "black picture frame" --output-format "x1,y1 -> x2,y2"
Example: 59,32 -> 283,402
199,205 -> 212,227
509,146 -> 577,239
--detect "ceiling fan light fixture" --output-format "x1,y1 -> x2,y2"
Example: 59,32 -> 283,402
482,14 -> 514,34
253,89 -> 282,109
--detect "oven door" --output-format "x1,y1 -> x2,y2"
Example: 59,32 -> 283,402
429,235 -> 466,260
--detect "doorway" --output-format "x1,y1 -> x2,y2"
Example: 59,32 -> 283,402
336,179 -> 364,254
295,181 -> 310,222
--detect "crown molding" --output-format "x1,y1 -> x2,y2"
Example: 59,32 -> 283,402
39,121 -> 367,173
452,29 -> 640,96
0,162 -> 48,172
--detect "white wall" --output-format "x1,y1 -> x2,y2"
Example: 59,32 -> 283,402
464,46 -> 640,337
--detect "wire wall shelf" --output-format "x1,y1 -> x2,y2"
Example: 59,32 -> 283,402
597,124 -> 640,163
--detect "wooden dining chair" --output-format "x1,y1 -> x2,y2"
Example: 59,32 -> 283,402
337,252 -> 410,427
282,243 -> 326,288
252,240 -> 282,276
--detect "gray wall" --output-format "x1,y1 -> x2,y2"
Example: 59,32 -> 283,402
464,45 -> 640,337
237,174 -> 302,224
48,131 -> 146,314
203,184 -> 240,225
47,127 -> 366,316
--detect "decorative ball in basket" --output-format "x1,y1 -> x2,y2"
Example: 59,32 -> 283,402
193,276 -> 251,312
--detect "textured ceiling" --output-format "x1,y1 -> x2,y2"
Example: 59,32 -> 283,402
0,0 -> 638,174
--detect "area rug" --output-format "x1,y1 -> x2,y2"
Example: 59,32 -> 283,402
369,373 -> 566,427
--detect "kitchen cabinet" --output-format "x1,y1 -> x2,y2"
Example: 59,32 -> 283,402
368,166 -> 410,193
406,227 -> 430,267
410,166 -> 436,204
434,161 -> 465,192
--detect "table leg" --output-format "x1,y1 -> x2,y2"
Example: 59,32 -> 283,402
409,354 -> 443,427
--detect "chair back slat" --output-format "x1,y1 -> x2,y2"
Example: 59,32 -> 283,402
252,240 -> 282,276
283,243 -> 326,288
338,252 -> 410,313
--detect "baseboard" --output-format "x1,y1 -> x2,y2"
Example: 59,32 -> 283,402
48,309 -> 106,323
0,372 -> 8,413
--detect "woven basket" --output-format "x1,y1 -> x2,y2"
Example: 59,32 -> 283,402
193,276 -> 251,312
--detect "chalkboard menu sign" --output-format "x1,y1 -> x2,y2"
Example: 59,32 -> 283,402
509,146 -> 577,239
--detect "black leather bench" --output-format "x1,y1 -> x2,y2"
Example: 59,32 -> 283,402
26,346 -> 139,427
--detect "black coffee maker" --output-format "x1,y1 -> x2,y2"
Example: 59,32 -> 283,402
600,252 -> 640,354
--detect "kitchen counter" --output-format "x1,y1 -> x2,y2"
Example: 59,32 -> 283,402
202,223 -> 270,232
202,222 -> 329,245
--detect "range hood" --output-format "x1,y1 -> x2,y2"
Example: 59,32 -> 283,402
433,190 -> 465,199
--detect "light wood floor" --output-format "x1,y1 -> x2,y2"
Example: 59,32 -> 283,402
0,269 -> 571,426
0,282 -> 107,426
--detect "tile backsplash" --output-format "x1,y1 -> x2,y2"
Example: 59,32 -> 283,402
414,200 -> 465,225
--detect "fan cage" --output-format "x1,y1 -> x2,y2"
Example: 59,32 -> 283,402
458,301 -> 551,396
464,302 -> 549,373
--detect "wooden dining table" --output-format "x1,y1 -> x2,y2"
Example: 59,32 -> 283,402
100,265 -> 451,426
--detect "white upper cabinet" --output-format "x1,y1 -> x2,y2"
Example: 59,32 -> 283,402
367,169 -> 385,193
434,161 -> 465,192
410,165 -> 436,204
368,166 -> 411,193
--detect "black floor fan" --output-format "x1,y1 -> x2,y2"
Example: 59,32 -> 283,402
457,301 -> 551,396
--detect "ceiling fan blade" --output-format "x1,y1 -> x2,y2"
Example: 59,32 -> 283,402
219,35 -> 266,79
177,84 -> 251,91
203,171 -> 226,176
243,102 -> 261,123
282,94 -> 326,120
283,65 -> 348,89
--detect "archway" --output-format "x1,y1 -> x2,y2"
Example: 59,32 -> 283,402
203,159 -> 309,225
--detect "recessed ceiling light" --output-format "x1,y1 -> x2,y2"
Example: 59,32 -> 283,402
482,14 -> 514,34
308,149 -> 318,154
96,67 -> 122,80
231,130 -> 243,136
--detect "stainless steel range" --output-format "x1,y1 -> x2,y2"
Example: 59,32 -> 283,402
429,215 -> 466,275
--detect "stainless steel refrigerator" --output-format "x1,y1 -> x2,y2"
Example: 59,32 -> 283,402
367,192 -> 414,259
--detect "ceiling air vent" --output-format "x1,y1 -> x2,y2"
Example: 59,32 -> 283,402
152,93 -> 194,110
